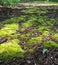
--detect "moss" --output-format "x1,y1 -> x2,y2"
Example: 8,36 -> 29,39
43,41 -> 58,48
0,7 -> 58,60
38,26 -> 50,32
27,36 -> 42,46
53,33 -> 58,40
22,21 -> 32,28
22,7 -> 48,14
19,34 -> 27,38
0,23 -> 18,37
42,31 -> 50,36
10,34 -> 18,39
4,23 -> 18,30
26,33 -> 30,37
18,33 -> 30,41
0,16 -> 26,24
38,16 -> 48,26
29,49 -> 35,54
37,16 -> 56,26
22,18 -> 36,28
56,29 -> 58,32
0,39 -> 25,60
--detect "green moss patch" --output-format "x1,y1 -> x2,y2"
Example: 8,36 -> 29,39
53,33 -> 58,40
0,39 -> 25,60
27,36 -> 42,46
0,23 -> 18,37
0,7 -> 58,61
43,41 -> 58,48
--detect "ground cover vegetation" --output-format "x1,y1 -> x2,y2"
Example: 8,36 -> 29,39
0,7 -> 58,65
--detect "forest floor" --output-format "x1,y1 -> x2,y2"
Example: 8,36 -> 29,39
0,6 -> 58,65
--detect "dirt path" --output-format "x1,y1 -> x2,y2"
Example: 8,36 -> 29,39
0,3 -> 58,9
19,3 -> 58,6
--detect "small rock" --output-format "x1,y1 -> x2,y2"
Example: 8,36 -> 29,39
26,60 -> 31,64
0,60 -> 4,64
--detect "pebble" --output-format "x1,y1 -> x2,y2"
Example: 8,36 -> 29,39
26,60 -> 31,64
0,60 -> 4,64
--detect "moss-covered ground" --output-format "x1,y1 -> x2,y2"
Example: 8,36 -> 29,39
0,7 -> 58,65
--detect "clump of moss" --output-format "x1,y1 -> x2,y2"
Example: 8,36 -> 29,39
43,41 -> 58,48
29,49 -> 35,54
38,26 -> 50,32
4,23 -> 18,30
0,39 -> 25,60
53,33 -> 58,40
1,16 -> 26,24
19,34 -> 29,39
22,17 -> 36,28
27,36 -> 42,46
22,7 -> 48,15
42,31 -> 50,36
0,23 -> 18,37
